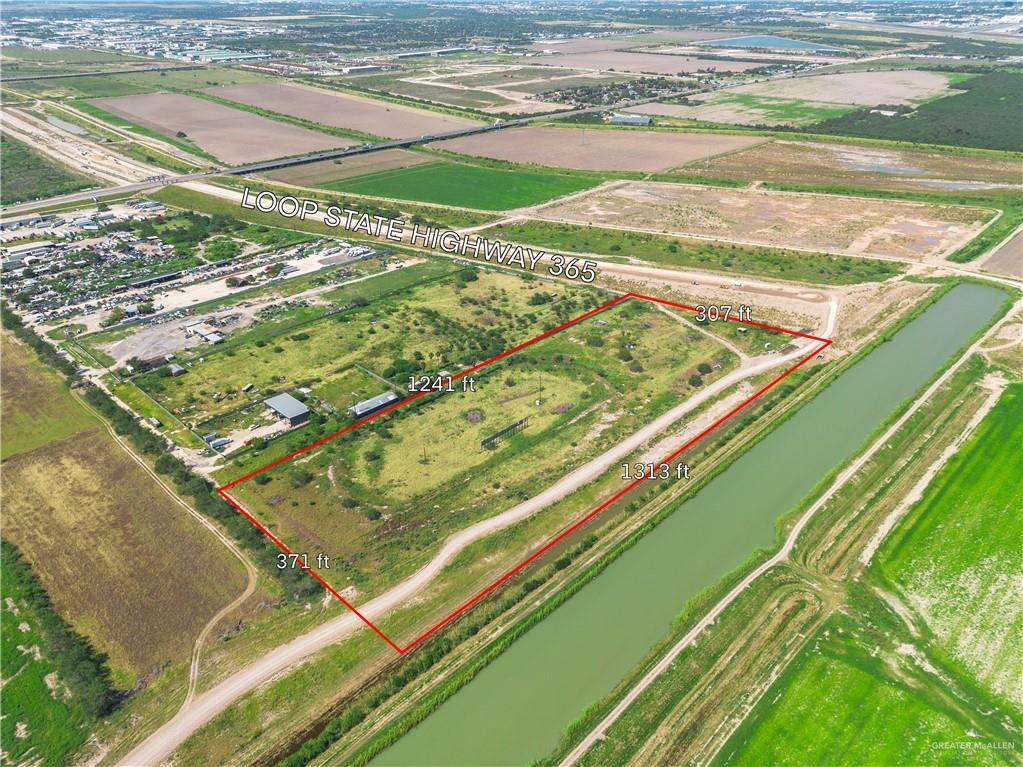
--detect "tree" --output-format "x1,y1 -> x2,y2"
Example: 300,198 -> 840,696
697,362 -> 712,375
290,469 -> 313,488
689,374 -> 704,387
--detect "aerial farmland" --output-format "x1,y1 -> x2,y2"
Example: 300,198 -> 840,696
90,92 -> 349,163
210,82 -> 483,139
435,126 -> 767,171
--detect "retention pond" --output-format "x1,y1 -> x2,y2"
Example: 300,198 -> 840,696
373,282 -> 1006,767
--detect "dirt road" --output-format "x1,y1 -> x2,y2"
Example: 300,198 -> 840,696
71,391 -> 259,711
557,297 -> 1020,767
2,108 -> 157,186
115,305 -> 833,766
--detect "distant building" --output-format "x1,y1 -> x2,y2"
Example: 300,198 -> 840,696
179,48 -> 270,63
0,213 -> 57,230
265,392 -> 310,427
348,391 -> 401,419
395,47 -> 467,59
194,330 -> 224,344
609,113 -> 651,126
3,241 -> 56,265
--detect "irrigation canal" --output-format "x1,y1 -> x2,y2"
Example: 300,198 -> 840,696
373,282 -> 1006,767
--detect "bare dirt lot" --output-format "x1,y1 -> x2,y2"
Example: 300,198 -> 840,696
532,50 -> 764,75
680,138 -> 1023,192
738,70 -> 958,105
91,92 -> 347,164
263,148 -> 431,186
981,229 -> 1023,278
535,181 -> 991,260
628,70 -> 961,126
434,126 -> 766,172
209,82 -> 482,139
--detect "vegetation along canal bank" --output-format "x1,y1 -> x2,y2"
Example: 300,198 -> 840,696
370,282 -> 1009,766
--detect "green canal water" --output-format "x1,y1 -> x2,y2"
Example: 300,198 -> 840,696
373,283 -> 1006,767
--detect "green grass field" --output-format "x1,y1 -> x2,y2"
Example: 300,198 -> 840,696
0,550 -> 91,767
708,92 -> 855,126
716,634 -> 1008,767
481,220 -> 902,284
152,181 -> 498,232
715,381 -> 1022,767
326,160 -> 599,210
0,134 -> 95,206
878,384 -> 1023,709
1,45 -> 144,65
25,75 -> 154,98
438,67 -> 584,88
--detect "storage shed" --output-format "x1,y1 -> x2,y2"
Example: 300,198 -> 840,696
264,392 -> 310,426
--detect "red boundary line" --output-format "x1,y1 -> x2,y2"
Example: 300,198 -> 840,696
217,292 -> 831,654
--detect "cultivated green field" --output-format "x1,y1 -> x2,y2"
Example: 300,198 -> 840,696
481,220 -> 902,284
0,134 -> 95,205
327,160 -> 599,210
716,629 -> 1009,767
878,384 -> 1023,710
438,67 -> 585,88
693,92 -> 854,126
152,180 -> 498,231
715,381 -> 1022,767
